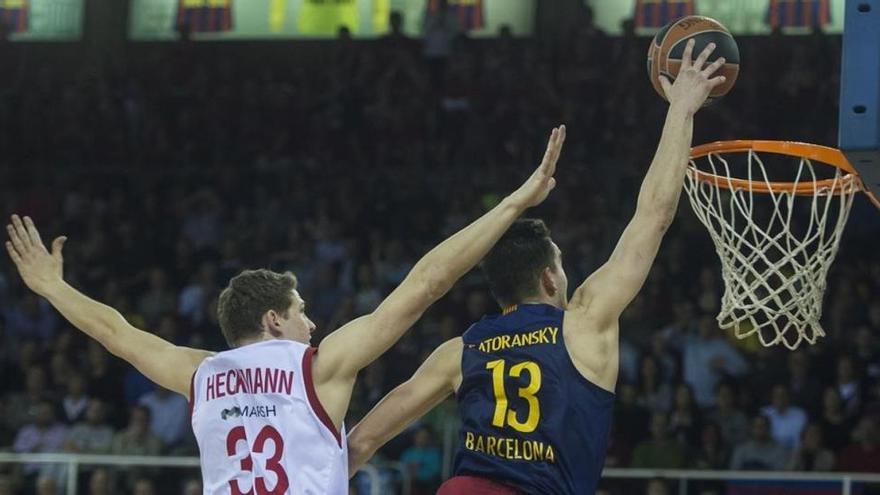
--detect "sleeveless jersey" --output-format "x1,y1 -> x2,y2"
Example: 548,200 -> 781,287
453,304 -> 615,495
190,340 -> 347,495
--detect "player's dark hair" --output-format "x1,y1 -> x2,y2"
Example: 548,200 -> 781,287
217,269 -> 297,347
481,219 -> 556,308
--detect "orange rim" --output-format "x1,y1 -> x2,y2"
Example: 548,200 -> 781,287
689,140 -> 868,197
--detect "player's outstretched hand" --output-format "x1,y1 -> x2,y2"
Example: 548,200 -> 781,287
660,39 -> 727,115
6,215 -> 67,296
508,125 -> 566,209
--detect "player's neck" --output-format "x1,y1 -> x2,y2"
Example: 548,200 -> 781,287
517,295 -> 562,309
235,333 -> 274,348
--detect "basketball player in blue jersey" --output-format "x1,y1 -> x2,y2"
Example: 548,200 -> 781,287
348,40 -> 727,494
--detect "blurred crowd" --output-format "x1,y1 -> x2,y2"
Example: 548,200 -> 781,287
1,5 -> 879,495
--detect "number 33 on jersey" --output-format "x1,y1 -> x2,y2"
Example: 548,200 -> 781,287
190,340 -> 348,495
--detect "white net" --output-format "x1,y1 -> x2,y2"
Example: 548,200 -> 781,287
684,148 -> 859,349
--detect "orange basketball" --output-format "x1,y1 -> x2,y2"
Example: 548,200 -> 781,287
647,15 -> 740,105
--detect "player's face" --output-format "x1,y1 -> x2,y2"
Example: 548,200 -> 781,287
549,242 -> 568,307
279,290 -> 316,345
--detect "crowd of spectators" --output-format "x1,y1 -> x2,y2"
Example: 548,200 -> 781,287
0,6 -> 878,495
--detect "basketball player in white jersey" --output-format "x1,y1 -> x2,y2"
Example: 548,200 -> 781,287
4,126 -> 565,495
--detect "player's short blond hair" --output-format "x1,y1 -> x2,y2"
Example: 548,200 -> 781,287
217,269 -> 298,347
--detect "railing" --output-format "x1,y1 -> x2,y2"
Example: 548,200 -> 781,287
6,452 -> 879,495
0,453 -> 383,495
602,468 -> 880,495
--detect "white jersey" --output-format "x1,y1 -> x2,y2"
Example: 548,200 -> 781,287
190,340 -> 347,495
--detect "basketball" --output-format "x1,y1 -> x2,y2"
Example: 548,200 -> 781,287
647,15 -> 740,105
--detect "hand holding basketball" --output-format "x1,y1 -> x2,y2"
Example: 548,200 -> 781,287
6,215 -> 67,296
509,125 -> 566,209
660,39 -> 727,115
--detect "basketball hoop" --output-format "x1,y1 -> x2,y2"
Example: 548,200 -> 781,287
684,140 -> 879,350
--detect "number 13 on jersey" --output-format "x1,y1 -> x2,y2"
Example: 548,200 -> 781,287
486,359 -> 542,433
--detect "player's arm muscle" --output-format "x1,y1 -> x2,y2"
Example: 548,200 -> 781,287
347,338 -> 462,477
5,215 -> 211,397
571,41 -> 725,326
316,127 -> 566,380
44,282 -> 211,396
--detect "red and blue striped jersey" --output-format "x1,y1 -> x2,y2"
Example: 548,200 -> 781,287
176,0 -> 233,33
766,0 -> 831,28
0,0 -> 29,34
634,0 -> 696,29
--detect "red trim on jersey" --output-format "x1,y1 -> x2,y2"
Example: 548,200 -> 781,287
438,476 -> 525,495
188,369 -> 197,417
302,347 -> 342,447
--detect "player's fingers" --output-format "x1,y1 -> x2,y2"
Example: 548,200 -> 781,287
51,236 -> 67,261
7,223 -> 28,255
708,75 -> 727,89
701,56 -> 726,77
693,42 -> 716,71
681,39 -> 696,70
5,241 -> 22,267
540,128 -> 559,172
659,75 -> 673,97
549,125 -> 566,173
23,216 -> 44,248
10,215 -> 32,248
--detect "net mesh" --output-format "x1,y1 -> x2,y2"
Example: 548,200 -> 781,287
684,149 -> 859,349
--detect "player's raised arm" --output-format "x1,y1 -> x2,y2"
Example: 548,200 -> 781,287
5,215 -> 212,397
347,338 -> 463,476
571,40 -> 726,323
315,127 -> 566,381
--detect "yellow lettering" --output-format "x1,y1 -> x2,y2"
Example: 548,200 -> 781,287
501,335 -> 511,349
548,327 -> 558,343
463,434 -> 556,463
511,333 -> 523,347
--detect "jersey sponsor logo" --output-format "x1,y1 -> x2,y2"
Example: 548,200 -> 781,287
205,367 -> 295,402
464,431 -> 556,463
475,326 -> 559,353
220,404 -> 279,420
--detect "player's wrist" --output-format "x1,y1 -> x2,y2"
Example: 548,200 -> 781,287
502,191 -> 531,212
38,278 -> 68,299
668,102 -> 695,118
